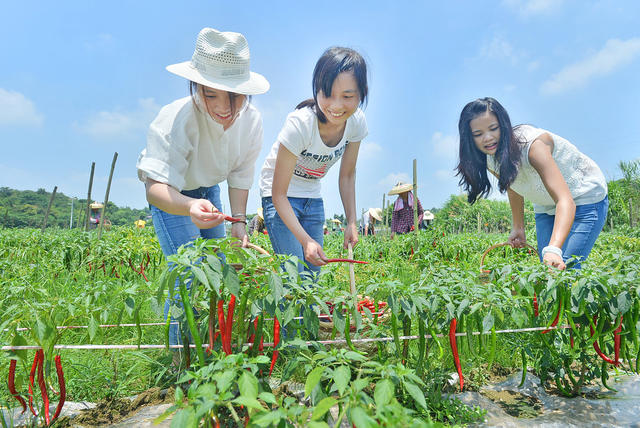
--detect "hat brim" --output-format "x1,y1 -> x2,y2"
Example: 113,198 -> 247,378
388,184 -> 413,195
166,61 -> 270,95
368,209 -> 382,221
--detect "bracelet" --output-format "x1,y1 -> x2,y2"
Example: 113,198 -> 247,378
232,220 -> 247,225
232,213 -> 246,219
541,245 -> 563,258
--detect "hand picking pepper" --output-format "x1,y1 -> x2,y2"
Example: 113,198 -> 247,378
325,258 -> 368,264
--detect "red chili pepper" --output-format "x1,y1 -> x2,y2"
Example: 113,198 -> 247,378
269,316 -> 281,375
570,328 -> 575,349
223,215 -> 244,223
87,262 -> 92,273
52,355 -> 66,421
27,351 -> 38,416
325,258 -> 369,264
8,359 -> 27,414
533,293 -> 539,317
614,316 -> 623,365
541,294 -> 563,334
36,349 -> 50,426
449,318 -> 464,391
590,315 -> 618,366
225,295 -> 236,354
217,299 -> 229,355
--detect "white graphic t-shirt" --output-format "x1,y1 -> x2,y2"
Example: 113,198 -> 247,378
260,106 -> 368,198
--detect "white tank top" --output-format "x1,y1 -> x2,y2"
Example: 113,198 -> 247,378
487,125 -> 607,214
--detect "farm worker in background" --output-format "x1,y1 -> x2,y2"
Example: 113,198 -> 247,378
134,218 -> 146,229
389,182 -> 424,238
362,207 -> 382,235
136,28 -> 269,347
259,47 -> 369,275
248,207 -> 266,236
456,97 -> 608,270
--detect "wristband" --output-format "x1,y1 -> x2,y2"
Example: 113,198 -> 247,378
541,245 -> 563,259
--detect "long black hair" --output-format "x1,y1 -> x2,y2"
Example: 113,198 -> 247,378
296,47 -> 368,123
456,97 -> 522,204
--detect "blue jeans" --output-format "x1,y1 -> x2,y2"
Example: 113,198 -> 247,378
534,196 -> 608,269
152,185 -> 226,346
262,196 -> 325,275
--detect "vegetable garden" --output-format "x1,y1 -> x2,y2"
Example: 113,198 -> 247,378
1,225 -> 639,427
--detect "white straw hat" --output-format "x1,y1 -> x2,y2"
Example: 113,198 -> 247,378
166,28 -> 270,95
388,182 -> 413,196
368,207 -> 382,221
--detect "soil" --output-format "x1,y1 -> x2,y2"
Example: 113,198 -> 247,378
55,387 -> 173,427
481,389 -> 543,418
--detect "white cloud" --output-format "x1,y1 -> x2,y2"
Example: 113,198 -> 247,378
435,169 -> 456,182
75,98 -> 161,141
378,172 -> 411,190
0,88 -> 44,127
476,35 -> 530,67
503,0 -> 564,16
430,131 -> 457,161
358,141 -> 382,159
541,38 -> 640,95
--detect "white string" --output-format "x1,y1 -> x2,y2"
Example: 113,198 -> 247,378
0,324 -> 571,351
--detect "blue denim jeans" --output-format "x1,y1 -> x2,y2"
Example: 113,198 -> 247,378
534,196 -> 608,269
151,185 -> 226,345
262,196 -> 325,275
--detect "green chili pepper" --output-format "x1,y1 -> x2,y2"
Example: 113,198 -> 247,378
402,316 -> 412,364
487,326 -> 497,371
178,281 -> 205,366
519,348 -> 527,388
416,318 -> 426,376
390,312 -> 402,359
345,311 -> 356,352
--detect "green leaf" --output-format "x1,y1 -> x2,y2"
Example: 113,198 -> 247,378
223,264 -> 240,297
258,391 -> 277,404
350,407 -> 377,428
333,365 -> 350,396
88,315 -> 98,342
344,351 -> 366,362
482,312 -> 494,332
232,396 -> 266,410
269,272 -> 284,304
190,265 -> 209,288
124,296 -> 135,317
457,298 -> 470,318
374,378 -> 394,407
238,371 -> 258,399
307,422 -> 330,428
311,396 -> 337,421
252,410 -> 284,426
305,366 -> 324,398
403,381 -> 427,410
170,408 -> 196,428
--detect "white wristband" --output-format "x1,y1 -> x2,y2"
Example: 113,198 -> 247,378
541,245 -> 563,258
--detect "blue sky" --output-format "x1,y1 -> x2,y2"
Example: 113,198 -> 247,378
1,1 -> 639,219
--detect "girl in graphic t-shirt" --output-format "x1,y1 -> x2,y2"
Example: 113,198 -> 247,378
259,47 -> 368,274
456,97 -> 608,270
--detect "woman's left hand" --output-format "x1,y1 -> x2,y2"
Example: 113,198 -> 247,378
343,222 -> 359,249
543,252 -> 566,270
231,222 -> 249,247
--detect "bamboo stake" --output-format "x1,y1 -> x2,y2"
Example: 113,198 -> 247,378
98,152 -> 118,239
382,193 -> 386,235
413,159 -> 418,245
41,186 -> 57,232
84,162 -> 96,231
347,242 -> 356,297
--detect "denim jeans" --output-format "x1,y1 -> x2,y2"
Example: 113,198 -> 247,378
151,185 -> 226,345
262,196 -> 325,274
534,196 -> 608,269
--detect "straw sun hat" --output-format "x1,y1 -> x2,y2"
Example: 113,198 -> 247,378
368,207 -> 383,221
166,28 -> 270,95
388,182 -> 413,196
257,207 -> 264,220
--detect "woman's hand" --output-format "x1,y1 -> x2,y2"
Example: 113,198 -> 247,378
303,239 -> 328,267
343,222 -> 359,249
188,199 -> 225,229
543,252 -> 566,270
507,228 -> 526,248
231,222 -> 249,247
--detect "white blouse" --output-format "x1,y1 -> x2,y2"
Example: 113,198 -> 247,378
137,95 -> 263,191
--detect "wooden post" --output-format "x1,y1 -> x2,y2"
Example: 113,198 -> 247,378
98,152 -> 118,239
382,193 -> 386,232
41,186 -> 57,232
412,159 -> 418,242
85,162 -> 96,231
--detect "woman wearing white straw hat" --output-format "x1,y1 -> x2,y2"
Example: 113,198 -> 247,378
259,47 -> 368,275
136,28 -> 269,347
388,182 -> 424,238
362,207 -> 382,235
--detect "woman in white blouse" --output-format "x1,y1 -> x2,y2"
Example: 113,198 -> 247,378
456,97 -> 608,270
136,28 -> 269,345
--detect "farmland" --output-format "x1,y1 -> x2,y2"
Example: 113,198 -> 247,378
1,225 -> 639,427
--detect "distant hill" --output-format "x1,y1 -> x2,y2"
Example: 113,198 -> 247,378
0,187 -> 150,229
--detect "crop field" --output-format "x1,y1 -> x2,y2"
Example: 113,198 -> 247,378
1,226 -> 639,427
